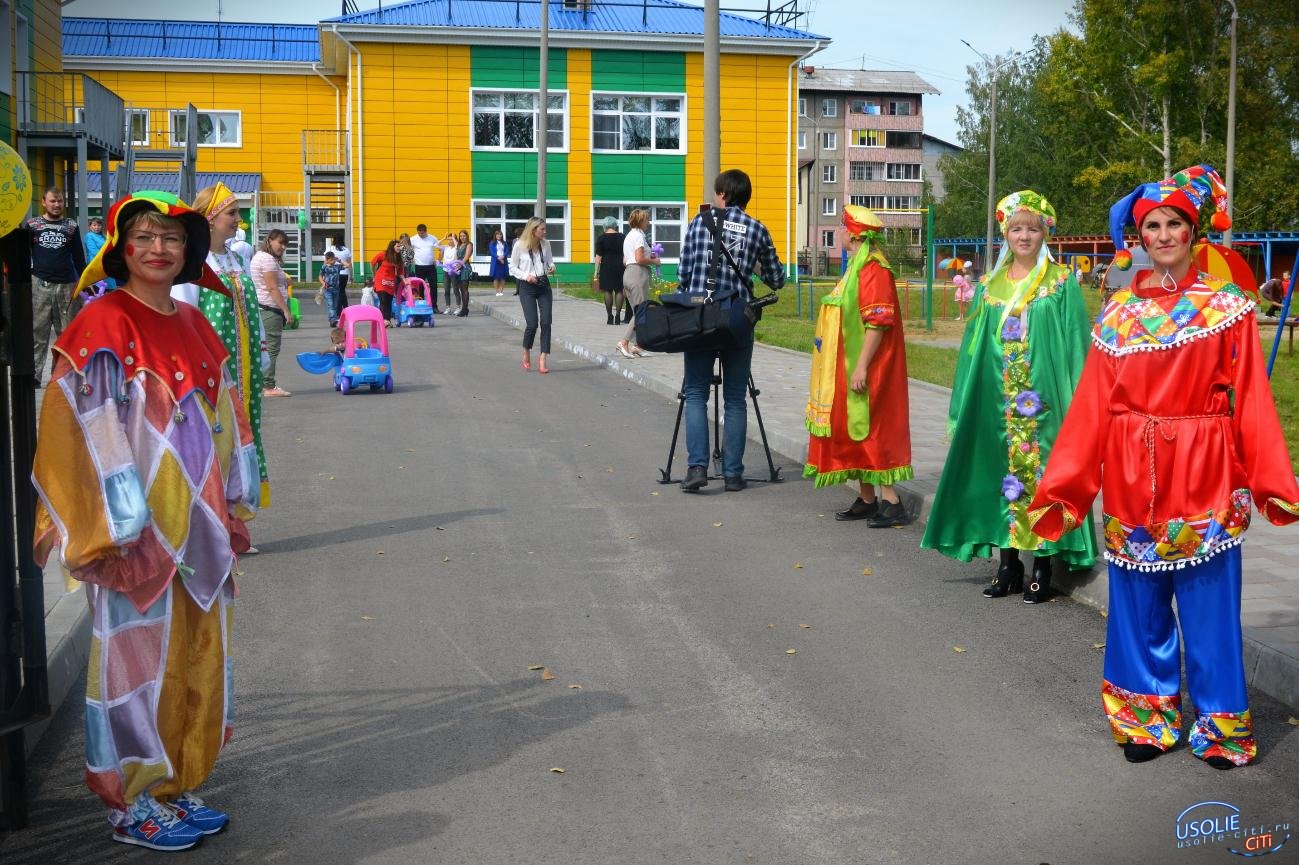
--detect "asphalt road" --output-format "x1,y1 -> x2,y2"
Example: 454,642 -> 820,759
4,306 -> 1298,865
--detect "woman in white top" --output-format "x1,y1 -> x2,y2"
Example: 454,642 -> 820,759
617,208 -> 661,358
508,216 -> 556,374
250,229 -> 294,396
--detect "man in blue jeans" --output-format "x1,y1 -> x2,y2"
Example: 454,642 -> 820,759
676,169 -> 785,492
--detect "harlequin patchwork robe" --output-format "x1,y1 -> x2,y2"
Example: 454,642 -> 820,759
32,289 -> 260,823
1028,271 -> 1299,766
921,261 -> 1098,566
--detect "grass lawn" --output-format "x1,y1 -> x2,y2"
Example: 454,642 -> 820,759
561,281 -> 1299,472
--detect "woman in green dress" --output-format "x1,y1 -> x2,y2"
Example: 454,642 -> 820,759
921,190 -> 1097,602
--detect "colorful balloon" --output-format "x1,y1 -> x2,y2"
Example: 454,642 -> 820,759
0,140 -> 32,237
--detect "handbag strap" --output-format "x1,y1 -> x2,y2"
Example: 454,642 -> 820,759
702,208 -> 750,293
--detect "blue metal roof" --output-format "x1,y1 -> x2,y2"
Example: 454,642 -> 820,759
64,18 -> 320,62
87,172 -> 262,198
324,0 -> 823,40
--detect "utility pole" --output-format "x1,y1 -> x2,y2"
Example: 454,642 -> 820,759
704,0 -> 719,204
537,0 -> 549,218
1224,0 -> 1238,247
962,40 -> 1012,272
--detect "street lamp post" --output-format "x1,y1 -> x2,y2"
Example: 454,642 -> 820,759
962,41 -> 1015,273
1224,0 -> 1238,247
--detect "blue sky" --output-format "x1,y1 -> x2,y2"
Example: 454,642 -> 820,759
65,0 -> 1077,143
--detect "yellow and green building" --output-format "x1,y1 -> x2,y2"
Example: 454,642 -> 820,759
63,1 -> 823,279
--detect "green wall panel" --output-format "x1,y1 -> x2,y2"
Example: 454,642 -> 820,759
472,151 -> 569,200
591,50 -> 686,91
591,154 -> 685,201
471,45 -> 568,89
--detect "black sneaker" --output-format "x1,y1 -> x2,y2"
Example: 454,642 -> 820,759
724,475 -> 746,492
680,466 -> 708,492
834,498 -> 878,521
866,500 -> 909,528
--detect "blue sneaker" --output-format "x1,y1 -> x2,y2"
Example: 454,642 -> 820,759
169,792 -> 230,835
112,799 -> 204,851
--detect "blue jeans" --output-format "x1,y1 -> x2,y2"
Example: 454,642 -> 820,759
324,286 -> 340,324
683,339 -> 753,478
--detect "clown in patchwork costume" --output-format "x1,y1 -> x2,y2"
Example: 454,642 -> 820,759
921,190 -> 1098,603
1027,165 -> 1299,769
172,182 -> 270,507
32,191 -> 260,850
804,205 -> 913,528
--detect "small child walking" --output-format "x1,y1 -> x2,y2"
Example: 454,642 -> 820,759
320,251 -> 346,326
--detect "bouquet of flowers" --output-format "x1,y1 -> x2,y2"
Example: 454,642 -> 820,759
649,243 -> 672,299
442,258 -> 463,279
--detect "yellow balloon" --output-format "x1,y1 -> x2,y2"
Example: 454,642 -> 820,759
0,139 -> 32,236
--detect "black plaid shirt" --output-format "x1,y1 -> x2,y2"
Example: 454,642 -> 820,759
676,206 -> 784,298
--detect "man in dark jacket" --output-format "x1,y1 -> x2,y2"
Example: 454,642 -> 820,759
26,187 -> 86,386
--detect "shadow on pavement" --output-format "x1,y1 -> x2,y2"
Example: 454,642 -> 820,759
257,508 -> 502,554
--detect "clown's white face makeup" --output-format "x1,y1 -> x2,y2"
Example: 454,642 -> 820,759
1141,206 -> 1194,278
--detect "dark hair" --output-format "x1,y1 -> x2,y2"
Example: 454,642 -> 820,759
383,239 -> 401,266
260,228 -> 289,258
416,223 -> 427,232
714,169 -> 752,209
102,209 -> 188,283
324,251 -> 336,260
42,186 -> 64,199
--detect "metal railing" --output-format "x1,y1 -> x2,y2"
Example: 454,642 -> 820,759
303,129 -> 349,173
16,72 -> 125,156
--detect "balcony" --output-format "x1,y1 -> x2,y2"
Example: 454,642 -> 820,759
303,129 -> 349,174
16,72 -> 125,159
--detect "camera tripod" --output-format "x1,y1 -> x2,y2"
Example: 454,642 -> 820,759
658,355 -> 783,485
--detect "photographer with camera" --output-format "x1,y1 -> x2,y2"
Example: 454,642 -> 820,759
676,169 -> 785,492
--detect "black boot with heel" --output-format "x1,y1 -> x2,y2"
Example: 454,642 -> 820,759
983,553 -> 1024,598
1024,556 -> 1053,604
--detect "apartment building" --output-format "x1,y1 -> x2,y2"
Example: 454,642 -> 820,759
795,68 -> 937,274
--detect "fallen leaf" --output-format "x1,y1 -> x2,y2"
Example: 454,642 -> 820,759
361,615 -> 376,621
435,526 -> 445,531
398,465 -> 406,469
541,668 -> 556,681
1092,642 -> 1106,650
816,513 -> 825,518
405,448 -> 417,452
793,562 -> 804,569
713,522 -> 723,528
767,623 -> 776,629
327,475 -> 335,480
862,567 -> 873,576
376,550 -> 385,556
1286,717 -> 1299,727
550,767 -> 566,774
799,624 -> 811,629
441,555 -> 450,563
528,664 -> 545,671
626,534 -> 639,540
953,646 -> 967,653
650,491 -> 660,496
568,684 -> 583,690
785,649 -> 797,655
606,467 -> 614,473
583,443 -> 592,447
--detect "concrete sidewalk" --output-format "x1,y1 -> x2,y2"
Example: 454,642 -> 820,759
472,285 -> 1299,713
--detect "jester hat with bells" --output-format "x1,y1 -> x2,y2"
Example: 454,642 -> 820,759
1108,164 -> 1230,271
76,190 -> 229,296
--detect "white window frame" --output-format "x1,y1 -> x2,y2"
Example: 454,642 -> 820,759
821,229 -> 836,248
472,199 -> 571,262
471,89 -> 570,153
849,161 -> 884,182
590,91 -> 686,155
798,97 -> 807,117
821,197 -> 837,217
127,109 -> 150,147
820,98 -> 837,118
888,100 -> 913,116
851,129 -> 884,148
850,195 -> 886,209
821,164 -> 837,184
886,163 -> 922,181
169,109 -> 242,148
591,201 -> 687,262
885,195 -> 920,210
797,130 -> 807,150
820,131 -> 837,151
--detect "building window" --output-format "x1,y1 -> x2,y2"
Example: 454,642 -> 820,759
848,99 -> 880,115
886,130 -> 922,149
849,161 -> 884,182
798,131 -> 807,149
821,197 -> 837,217
888,100 -> 913,116
821,98 -> 837,118
821,229 -> 836,248
472,90 -> 568,151
798,97 -> 807,117
886,163 -> 922,181
885,227 -> 922,245
170,110 -> 241,147
128,109 -> 149,146
885,195 -> 919,210
850,195 -> 885,209
851,129 -> 883,147
822,164 -> 837,184
473,201 -> 569,261
592,93 -> 684,153
592,203 -> 685,260
820,131 -> 837,151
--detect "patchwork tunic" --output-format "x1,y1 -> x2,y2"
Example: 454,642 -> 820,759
1028,271 -> 1299,765
32,290 -> 259,822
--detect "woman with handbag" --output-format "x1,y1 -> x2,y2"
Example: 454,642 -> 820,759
510,216 -> 556,373
804,205 -> 912,527
618,209 -> 660,358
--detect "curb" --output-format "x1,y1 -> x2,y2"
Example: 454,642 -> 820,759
27,581 -> 91,757
473,295 -> 1299,713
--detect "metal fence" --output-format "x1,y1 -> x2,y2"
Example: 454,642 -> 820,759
303,129 -> 349,173
16,72 -> 125,156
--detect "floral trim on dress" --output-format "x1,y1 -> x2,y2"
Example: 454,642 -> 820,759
1102,489 -> 1251,571
1093,275 -> 1253,356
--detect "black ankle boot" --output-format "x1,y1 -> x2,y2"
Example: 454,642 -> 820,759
1122,742 -> 1163,763
983,558 -> 1024,598
1023,557 -> 1053,604
834,497 -> 878,521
